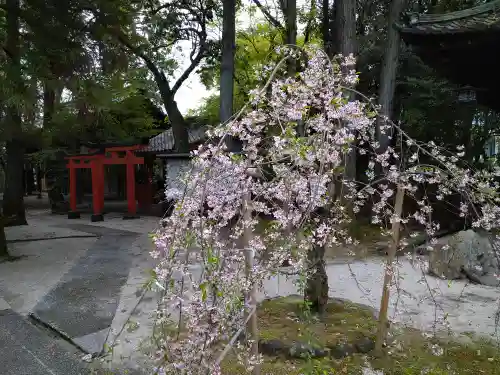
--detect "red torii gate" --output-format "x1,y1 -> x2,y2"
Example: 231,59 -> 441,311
65,145 -> 145,221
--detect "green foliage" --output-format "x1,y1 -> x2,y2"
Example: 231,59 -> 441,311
49,72 -> 160,146
196,21 -> 321,123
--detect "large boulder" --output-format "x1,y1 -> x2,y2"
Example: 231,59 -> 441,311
428,230 -> 500,286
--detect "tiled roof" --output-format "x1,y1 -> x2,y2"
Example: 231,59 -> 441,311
397,0 -> 500,34
140,127 -> 207,153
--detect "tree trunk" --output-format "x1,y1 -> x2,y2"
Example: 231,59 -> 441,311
113,30 -> 191,154
376,0 -> 408,153
220,0 -> 238,150
157,80 -> 190,153
304,243 -> 329,313
322,0 -> 338,57
43,83 -> 56,129
336,0 -> 357,201
36,166 -> 42,198
336,0 -> 356,59
26,163 -> 34,195
3,140 -> 27,226
3,0 -> 26,226
284,0 -> 297,76
322,0 -> 331,56
0,216 -> 8,259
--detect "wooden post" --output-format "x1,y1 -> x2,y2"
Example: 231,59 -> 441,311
124,151 -> 138,219
243,190 -> 260,375
375,184 -> 405,354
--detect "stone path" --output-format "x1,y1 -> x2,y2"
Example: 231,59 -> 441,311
0,211 -> 159,374
0,304 -> 90,375
31,225 -> 140,355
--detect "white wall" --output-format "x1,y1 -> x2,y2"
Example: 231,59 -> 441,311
164,158 -> 193,201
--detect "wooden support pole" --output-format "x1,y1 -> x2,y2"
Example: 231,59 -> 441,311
243,190 -> 260,375
375,184 -> 405,354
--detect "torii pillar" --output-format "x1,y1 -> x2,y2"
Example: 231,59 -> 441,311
90,158 -> 105,222
123,150 -> 139,220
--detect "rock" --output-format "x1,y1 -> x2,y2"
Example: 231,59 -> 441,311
288,342 -> 328,359
258,339 -> 288,356
354,337 -> 375,354
81,354 -> 93,363
428,230 -> 500,286
329,343 -> 356,359
281,259 -> 292,267
463,270 -> 500,287
328,298 -> 379,319
362,367 -> 384,375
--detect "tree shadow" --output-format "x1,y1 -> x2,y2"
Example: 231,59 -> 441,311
0,254 -> 27,264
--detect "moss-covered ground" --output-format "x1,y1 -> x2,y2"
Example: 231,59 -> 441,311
222,296 -> 500,375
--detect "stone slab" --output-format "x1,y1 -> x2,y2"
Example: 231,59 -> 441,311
0,297 -> 11,310
32,231 -> 138,354
0,309 -> 90,375
72,328 -> 110,355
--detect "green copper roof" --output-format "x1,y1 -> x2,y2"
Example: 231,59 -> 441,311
397,0 -> 500,34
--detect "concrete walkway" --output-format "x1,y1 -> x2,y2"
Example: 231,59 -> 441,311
0,302 -> 90,375
0,210 -> 159,374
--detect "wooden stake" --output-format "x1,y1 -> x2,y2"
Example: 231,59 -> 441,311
375,184 -> 404,355
243,191 -> 260,375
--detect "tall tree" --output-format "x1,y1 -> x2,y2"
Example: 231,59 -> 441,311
322,0 -> 336,57
3,0 -> 27,226
336,0 -> 356,79
376,0 -> 408,153
94,0 -> 217,153
284,0 -> 297,75
335,0 -> 356,181
220,0 -> 236,126
0,218 -> 8,259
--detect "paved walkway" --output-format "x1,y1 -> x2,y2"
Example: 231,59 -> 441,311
31,225 -> 139,355
0,210 -> 159,374
0,302 -> 90,375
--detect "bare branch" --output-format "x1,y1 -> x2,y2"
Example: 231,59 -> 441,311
252,0 -> 284,30
110,27 -> 173,95
171,43 -> 206,95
